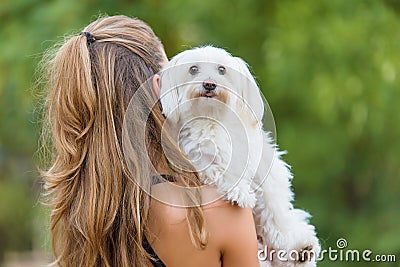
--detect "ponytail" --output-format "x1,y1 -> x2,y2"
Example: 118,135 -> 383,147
40,15 -> 207,267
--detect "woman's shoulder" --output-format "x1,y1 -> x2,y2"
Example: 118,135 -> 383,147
202,198 -> 256,245
150,183 -> 222,207
150,182 -> 256,237
149,183 -> 259,267
201,194 -> 259,266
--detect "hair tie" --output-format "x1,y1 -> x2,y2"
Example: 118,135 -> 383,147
80,31 -> 96,45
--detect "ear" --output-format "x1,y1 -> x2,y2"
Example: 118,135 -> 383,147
152,74 -> 161,98
159,67 -> 180,123
234,57 -> 264,124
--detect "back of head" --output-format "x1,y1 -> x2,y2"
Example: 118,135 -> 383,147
40,15 -> 193,267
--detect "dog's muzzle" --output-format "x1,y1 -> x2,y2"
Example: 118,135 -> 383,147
202,80 -> 217,97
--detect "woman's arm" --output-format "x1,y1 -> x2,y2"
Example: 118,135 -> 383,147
205,202 -> 260,267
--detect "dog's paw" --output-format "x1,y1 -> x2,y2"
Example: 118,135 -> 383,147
268,244 -> 318,267
265,223 -> 320,266
286,235 -> 320,266
226,186 -> 256,208
295,231 -> 320,263
298,245 -> 315,264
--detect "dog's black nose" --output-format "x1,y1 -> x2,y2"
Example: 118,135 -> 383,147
203,80 -> 217,91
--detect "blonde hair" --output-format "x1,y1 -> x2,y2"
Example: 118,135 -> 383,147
40,15 -> 206,267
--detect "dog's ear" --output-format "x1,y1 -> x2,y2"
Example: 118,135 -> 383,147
234,57 -> 264,124
160,66 -> 180,123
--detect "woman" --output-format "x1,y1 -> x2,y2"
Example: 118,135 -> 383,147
40,15 -> 259,267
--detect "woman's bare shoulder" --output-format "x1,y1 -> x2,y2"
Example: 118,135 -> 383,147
202,199 -> 255,237
204,198 -> 260,267
149,183 -> 259,266
149,183 -> 255,228
150,183 -> 222,207
150,182 -> 253,216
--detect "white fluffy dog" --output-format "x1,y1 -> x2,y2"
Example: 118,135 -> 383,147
160,46 -> 320,266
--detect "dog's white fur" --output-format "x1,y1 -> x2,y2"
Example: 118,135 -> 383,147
160,46 -> 320,266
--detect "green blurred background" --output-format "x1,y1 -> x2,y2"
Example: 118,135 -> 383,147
0,0 -> 399,266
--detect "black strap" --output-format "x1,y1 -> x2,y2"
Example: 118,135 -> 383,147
143,235 -> 167,267
152,174 -> 176,185
144,174 -> 174,266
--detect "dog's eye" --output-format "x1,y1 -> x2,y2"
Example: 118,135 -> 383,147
218,66 -> 226,75
189,66 -> 199,75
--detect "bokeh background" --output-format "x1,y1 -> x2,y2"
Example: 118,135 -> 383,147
1,0 -> 399,266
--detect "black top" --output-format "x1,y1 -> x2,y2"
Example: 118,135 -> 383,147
144,174 -> 174,267
143,234 -> 166,267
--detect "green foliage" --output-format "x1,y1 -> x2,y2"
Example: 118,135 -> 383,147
0,179 -> 33,262
0,0 -> 399,266
262,1 -> 400,265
